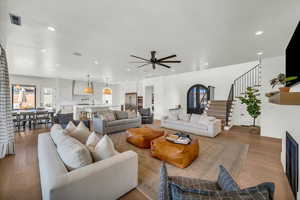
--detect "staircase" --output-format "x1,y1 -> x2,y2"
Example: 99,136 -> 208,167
205,100 -> 230,129
205,63 -> 261,129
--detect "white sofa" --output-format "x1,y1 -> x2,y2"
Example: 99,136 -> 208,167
38,133 -> 138,200
161,113 -> 222,137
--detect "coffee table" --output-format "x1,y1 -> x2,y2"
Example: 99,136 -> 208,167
127,127 -> 165,148
150,136 -> 199,168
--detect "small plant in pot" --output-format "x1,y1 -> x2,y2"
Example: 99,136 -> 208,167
238,87 -> 261,128
270,73 -> 298,92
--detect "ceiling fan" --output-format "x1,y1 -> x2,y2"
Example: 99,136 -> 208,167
130,51 -> 181,70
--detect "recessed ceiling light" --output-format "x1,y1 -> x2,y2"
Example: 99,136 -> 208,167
94,60 -> 99,65
127,68 -> 131,71
47,26 -> 56,32
257,51 -> 263,55
255,31 -> 264,36
171,69 -> 175,72
41,49 -> 47,53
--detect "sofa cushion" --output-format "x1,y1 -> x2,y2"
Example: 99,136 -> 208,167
217,165 -> 240,191
158,162 -> 170,200
86,131 -> 101,147
178,113 -> 191,121
169,176 -> 220,191
50,124 -> 69,145
115,111 -> 128,120
57,135 -> 93,171
69,121 -> 91,144
107,118 -> 139,127
65,121 -> 76,132
190,114 -> 202,123
102,111 -> 116,121
140,108 -> 151,116
88,135 -> 119,161
169,182 -> 273,200
128,111 -> 137,119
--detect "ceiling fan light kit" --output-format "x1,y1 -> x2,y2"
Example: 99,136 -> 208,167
130,51 -> 181,70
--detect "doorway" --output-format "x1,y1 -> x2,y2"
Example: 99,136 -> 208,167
145,86 -> 154,112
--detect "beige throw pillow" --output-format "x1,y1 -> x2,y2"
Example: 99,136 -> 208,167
86,132 -> 101,147
69,121 -> 91,144
190,114 -> 202,123
50,124 -> 69,145
88,135 -> 119,161
65,121 -> 76,133
57,135 -> 93,171
102,111 -> 116,121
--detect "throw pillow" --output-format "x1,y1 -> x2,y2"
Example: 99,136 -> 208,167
102,111 -> 116,121
88,135 -> 119,161
190,114 -> 201,123
115,111 -> 128,120
57,135 -> 93,171
65,121 -> 76,133
169,182 -> 272,200
50,124 -> 69,145
86,131 -> 101,147
217,165 -> 240,191
127,111 -> 137,119
169,109 -> 179,120
69,121 -> 91,144
178,113 -> 191,121
158,162 -> 170,200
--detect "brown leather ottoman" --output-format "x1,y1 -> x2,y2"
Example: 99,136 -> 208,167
127,127 -> 164,148
150,136 -> 199,168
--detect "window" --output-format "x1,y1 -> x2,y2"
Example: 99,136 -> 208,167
42,88 -> 55,109
12,84 -> 36,110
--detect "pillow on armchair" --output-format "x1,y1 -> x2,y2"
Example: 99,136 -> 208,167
159,162 -> 275,200
140,108 -> 151,116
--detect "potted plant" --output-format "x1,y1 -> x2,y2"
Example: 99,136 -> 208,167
238,87 -> 261,127
270,73 -> 298,92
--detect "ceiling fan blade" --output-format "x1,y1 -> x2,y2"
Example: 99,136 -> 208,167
159,60 -> 181,63
157,63 -> 171,68
157,55 -> 176,62
129,61 -> 149,63
130,55 -> 150,62
152,63 -> 156,70
136,63 -> 150,68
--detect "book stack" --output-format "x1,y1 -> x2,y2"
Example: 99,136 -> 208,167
166,132 -> 192,145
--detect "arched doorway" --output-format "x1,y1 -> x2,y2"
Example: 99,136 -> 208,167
187,84 -> 208,114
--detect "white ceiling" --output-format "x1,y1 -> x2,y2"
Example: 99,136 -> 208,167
0,0 -> 299,83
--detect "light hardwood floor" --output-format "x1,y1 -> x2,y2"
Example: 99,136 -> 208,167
0,123 -> 294,200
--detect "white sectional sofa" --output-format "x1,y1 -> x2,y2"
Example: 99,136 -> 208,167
161,113 -> 222,137
38,133 -> 138,200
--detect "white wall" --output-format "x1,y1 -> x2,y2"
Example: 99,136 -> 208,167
9,74 -> 122,109
120,61 -> 258,119
260,56 -> 300,139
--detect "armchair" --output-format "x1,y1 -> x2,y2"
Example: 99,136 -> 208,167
139,108 -> 154,124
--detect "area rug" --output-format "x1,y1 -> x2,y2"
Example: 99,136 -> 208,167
110,131 -> 249,200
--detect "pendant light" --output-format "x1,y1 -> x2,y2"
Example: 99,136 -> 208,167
84,74 -> 93,94
103,78 -> 112,95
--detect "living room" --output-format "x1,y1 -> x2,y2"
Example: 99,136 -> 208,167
0,0 -> 300,200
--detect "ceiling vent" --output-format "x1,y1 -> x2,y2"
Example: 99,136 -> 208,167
72,52 -> 82,56
9,14 -> 21,26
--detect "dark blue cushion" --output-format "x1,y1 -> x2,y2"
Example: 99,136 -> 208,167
158,162 -> 170,200
217,165 -> 240,191
169,181 -> 274,200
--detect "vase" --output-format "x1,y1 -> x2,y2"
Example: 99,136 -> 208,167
279,87 -> 290,93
